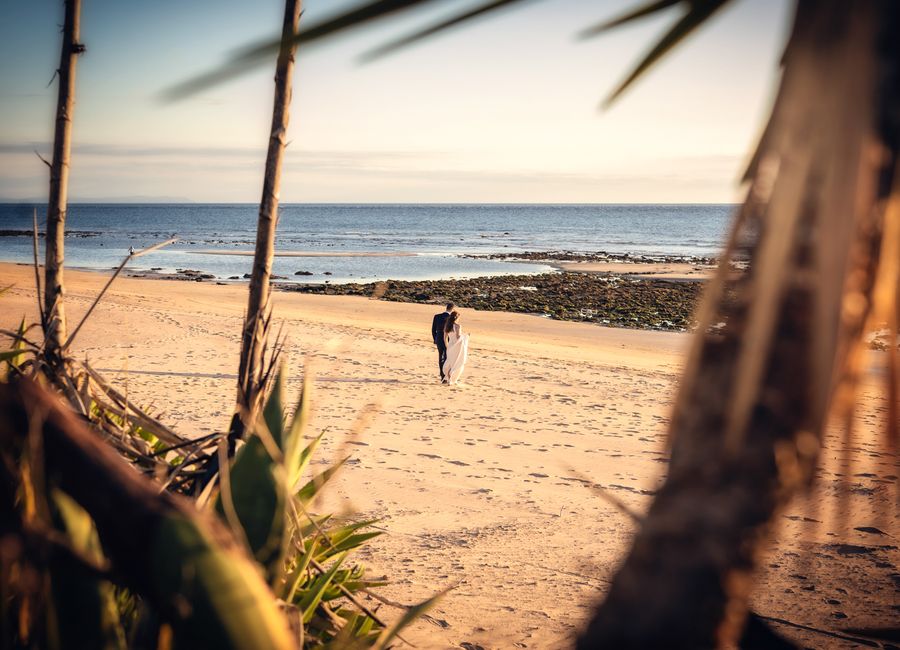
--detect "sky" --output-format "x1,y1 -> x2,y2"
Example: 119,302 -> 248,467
0,0 -> 792,203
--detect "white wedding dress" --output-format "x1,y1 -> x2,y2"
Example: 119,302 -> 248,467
443,323 -> 469,385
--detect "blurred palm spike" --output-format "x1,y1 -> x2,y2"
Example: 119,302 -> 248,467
286,372 -> 314,488
579,0 -> 680,34
360,0 -> 536,62
579,0 -> 734,107
163,0 -> 737,107
293,429 -> 325,493
161,0 -> 441,100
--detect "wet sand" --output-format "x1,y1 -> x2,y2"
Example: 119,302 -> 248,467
191,250 -> 418,257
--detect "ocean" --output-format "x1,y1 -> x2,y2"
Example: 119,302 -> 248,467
0,203 -> 732,283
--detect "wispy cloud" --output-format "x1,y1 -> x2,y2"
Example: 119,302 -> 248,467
0,139 -> 744,203
0,141 -> 440,163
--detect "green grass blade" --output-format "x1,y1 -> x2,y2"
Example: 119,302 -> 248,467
296,456 -> 350,503
286,377 -> 315,489
374,588 -> 450,649
324,532 -> 383,557
215,436 -> 287,582
323,519 -> 380,547
149,513 -> 296,650
263,367 -> 287,451
297,552 -> 348,623
284,537 -> 320,602
0,349 -> 28,363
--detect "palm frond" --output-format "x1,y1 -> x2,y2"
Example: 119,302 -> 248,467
578,0 -> 681,38
162,0 -> 440,100
360,0 -> 536,62
163,0 -> 737,105
591,0 -> 734,107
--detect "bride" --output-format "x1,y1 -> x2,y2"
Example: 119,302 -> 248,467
442,310 -> 469,385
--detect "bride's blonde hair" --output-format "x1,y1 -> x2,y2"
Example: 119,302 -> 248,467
443,310 -> 459,335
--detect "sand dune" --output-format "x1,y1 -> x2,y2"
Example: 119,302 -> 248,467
0,262 -> 895,649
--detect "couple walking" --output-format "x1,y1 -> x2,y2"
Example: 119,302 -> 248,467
431,303 -> 469,385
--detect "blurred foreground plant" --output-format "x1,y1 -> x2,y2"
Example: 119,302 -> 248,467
0,360 -> 438,648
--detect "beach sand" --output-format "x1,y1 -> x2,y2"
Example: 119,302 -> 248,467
1,262 -> 895,649
554,260 -> 715,281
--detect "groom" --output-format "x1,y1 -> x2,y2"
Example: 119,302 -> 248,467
431,302 -> 455,383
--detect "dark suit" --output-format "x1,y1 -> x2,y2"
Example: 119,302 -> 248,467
432,311 -> 451,381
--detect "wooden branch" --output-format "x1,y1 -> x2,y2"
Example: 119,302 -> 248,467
34,150 -> 52,169
32,208 -> 46,330
44,0 -> 83,356
62,237 -> 177,352
232,0 -> 302,445
81,361 -> 189,447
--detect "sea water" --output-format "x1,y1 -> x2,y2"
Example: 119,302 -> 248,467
0,203 -> 732,283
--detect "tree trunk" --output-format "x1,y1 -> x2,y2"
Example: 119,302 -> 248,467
578,1 -> 900,647
230,0 -> 302,448
44,0 -> 84,359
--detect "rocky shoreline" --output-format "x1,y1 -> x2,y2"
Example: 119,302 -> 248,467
462,250 -> 718,265
279,272 -> 704,331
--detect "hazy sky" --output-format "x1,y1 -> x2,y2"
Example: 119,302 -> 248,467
0,0 -> 791,203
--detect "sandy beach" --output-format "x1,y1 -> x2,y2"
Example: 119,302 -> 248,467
553,260 -> 715,281
1,262 -> 896,649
